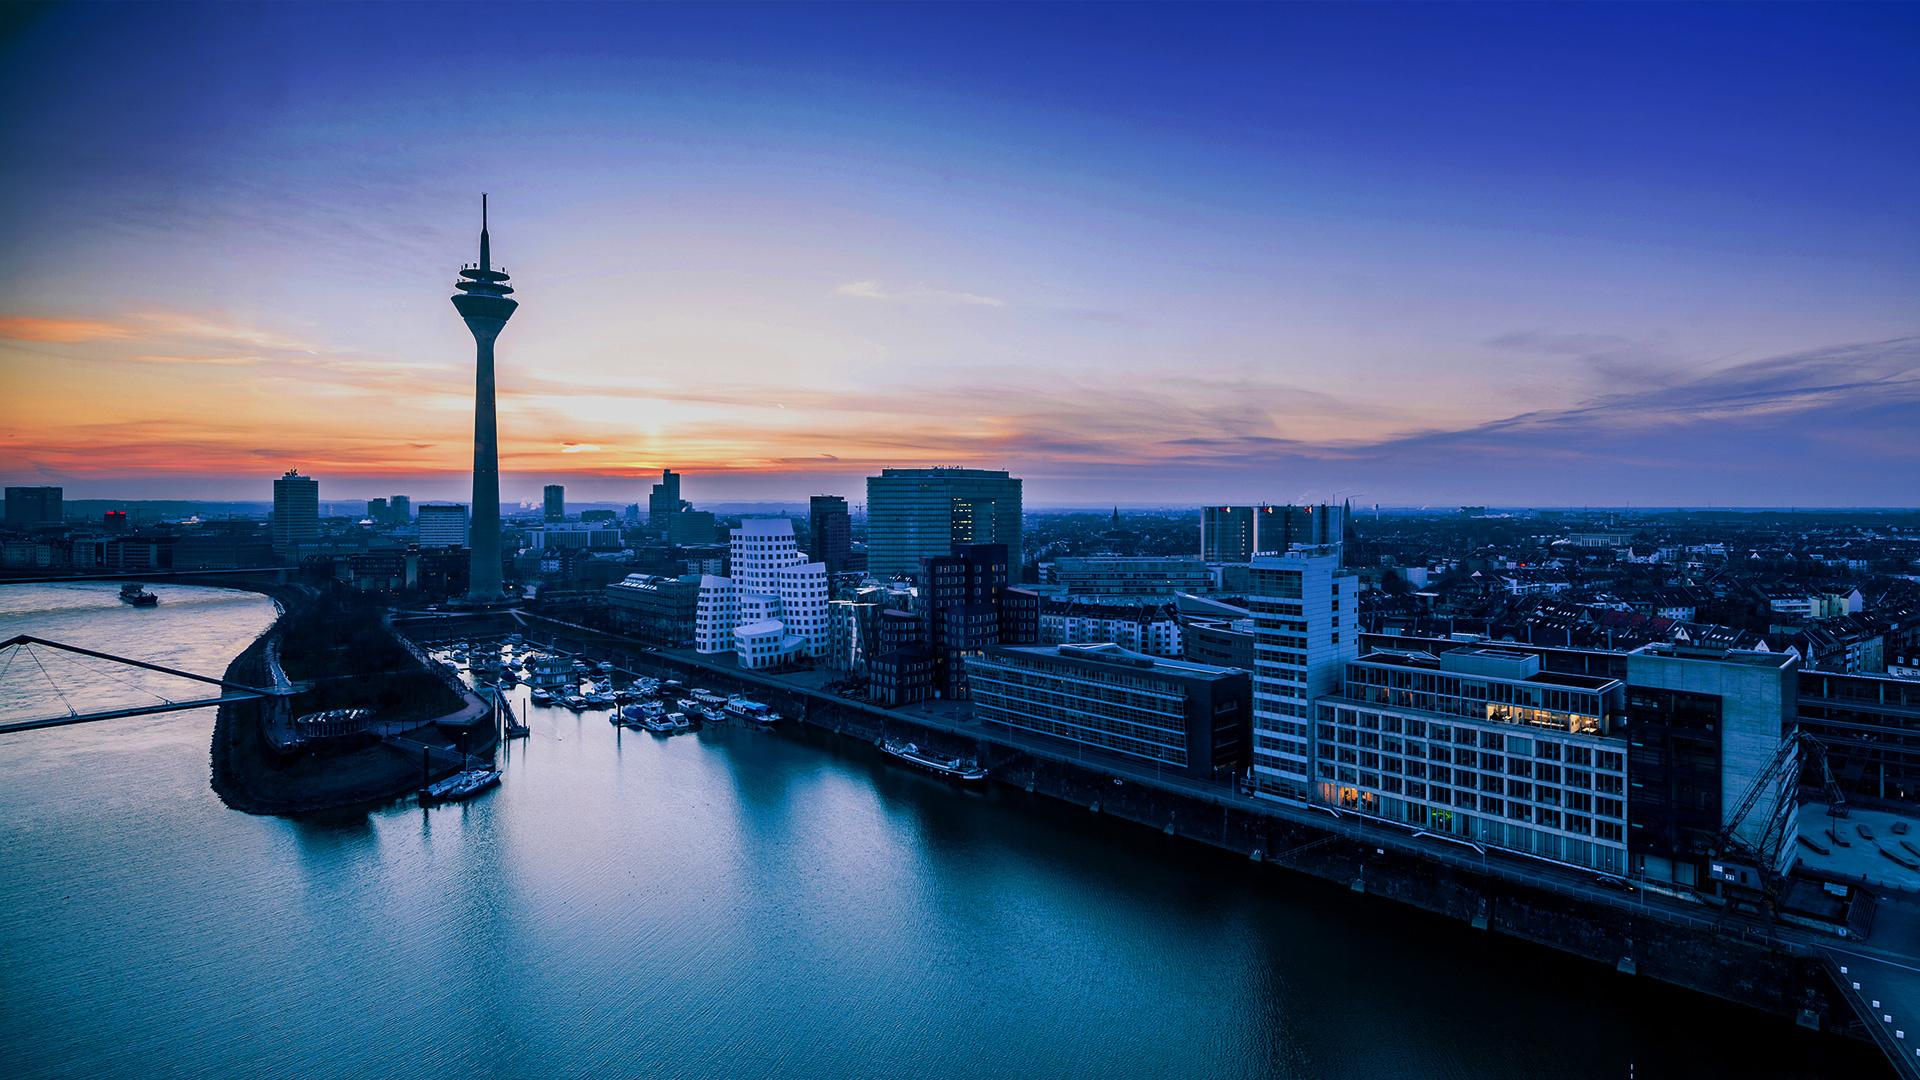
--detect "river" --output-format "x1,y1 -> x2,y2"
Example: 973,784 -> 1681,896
0,583 -> 1886,1079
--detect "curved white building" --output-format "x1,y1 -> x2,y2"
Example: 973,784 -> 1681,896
695,518 -> 830,669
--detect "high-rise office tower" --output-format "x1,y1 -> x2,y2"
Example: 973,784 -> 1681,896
1253,504 -> 1343,555
1201,504 -> 1344,561
451,195 -> 517,601
808,495 -> 851,575
1200,506 -> 1255,562
1244,547 -> 1357,801
865,468 -> 1022,577
649,469 -> 681,527
271,471 -> 319,557
367,497 -> 389,525
4,486 -> 63,528
389,495 -> 411,524
544,484 -> 565,523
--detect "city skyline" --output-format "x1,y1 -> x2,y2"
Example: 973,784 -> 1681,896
1,3 -> 1915,508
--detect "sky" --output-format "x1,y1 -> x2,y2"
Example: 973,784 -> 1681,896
0,2 -> 1915,509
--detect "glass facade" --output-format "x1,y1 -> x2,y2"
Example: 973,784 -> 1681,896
866,469 -> 1022,577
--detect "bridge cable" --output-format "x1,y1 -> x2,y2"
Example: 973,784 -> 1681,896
23,645 -> 80,718
35,646 -> 181,707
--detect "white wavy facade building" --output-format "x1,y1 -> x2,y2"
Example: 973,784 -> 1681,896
695,518 -> 830,669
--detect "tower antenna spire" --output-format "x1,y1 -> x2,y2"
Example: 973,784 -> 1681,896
480,193 -> 491,272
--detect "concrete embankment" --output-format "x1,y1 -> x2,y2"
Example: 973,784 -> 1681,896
210,598 -> 479,815
465,611 -> 1867,1042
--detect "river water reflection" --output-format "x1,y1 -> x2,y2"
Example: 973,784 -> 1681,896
0,583 -> 1886,1079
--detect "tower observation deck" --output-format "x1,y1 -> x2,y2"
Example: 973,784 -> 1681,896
452,195 -> 518,602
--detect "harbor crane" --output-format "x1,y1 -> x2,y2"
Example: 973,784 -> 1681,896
1708,731 -> 1847,922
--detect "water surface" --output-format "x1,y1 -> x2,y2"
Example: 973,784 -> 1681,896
0,583 -> 1884,1079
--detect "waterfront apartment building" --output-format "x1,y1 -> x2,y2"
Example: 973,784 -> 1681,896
5,486 -> 63,528
648,469 -> 681,527
270,471 -> 319,557
1247,547 -> 1358,801
866,468 -> 1021,577
969,643 -> 1252,781
604,574 -> 700,648
1316,647 -> 1632,875
695,518 -> 829,669
1055,556 -> 1211,596
544,484 -> 565,522
1350,632 -> 1800,888
808,495 -> 851,575
416,504 -> 470,548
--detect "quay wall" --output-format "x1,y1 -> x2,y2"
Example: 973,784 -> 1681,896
418,613 -> 1860,1037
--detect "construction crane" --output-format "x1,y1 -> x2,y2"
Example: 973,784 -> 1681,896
1708,731 -> 1846,920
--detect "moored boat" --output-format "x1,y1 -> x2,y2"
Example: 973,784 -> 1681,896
420,766 -> 501,803
530,687 -> 554,705
879,739 -> 987,782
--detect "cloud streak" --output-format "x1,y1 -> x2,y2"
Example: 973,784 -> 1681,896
833,280 -> 1005,307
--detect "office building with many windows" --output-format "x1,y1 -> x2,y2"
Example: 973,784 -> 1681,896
416,503 -> 470,548
1316,647 -> 1632,874
648,469 -> 682,527
5,486 -> 63,528
1247,547 -> 1358,801
808,495 -> 851,575
1200,506 -> 1255,562
1347,632 -> 1800,888
544,484 -> 565,522
1055,556 -> 1211,596
920,543 -> 1039,699
270,471 -> 319,557
866,468 -> 1021,577
969,642 -> 1251,780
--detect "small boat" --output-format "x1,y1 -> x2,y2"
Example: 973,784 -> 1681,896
421,767 -> 501,803
598,660 -> 617,674
677,697 -> 701,713
667,712 -> 695,733
727,698 -> 777,725
1894,821 -> 1911,836
562,694 -> 589,710
879,740 -> 987,782
530,688 -> 554,706
118,583 -> 159,607
585,692 -> 614,708
1858,824 -> 1876,841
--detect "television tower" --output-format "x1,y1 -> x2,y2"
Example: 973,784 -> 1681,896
452,194 -> 517,601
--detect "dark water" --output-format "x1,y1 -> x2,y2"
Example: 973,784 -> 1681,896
0,583 -> 1885,1079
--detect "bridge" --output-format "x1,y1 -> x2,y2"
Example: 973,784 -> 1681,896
0,634 -> 297,734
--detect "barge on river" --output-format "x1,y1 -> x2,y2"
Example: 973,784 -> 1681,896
879,739 -> 987,783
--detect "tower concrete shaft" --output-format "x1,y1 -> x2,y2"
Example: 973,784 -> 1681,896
451,195 -> 518,601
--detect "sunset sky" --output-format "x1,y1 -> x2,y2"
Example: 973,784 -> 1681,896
1,2 -> 1914,507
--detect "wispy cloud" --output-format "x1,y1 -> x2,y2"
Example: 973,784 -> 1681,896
833,280 -> 1004,307
0,318 -> 136,343
560,443 -> 600,453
